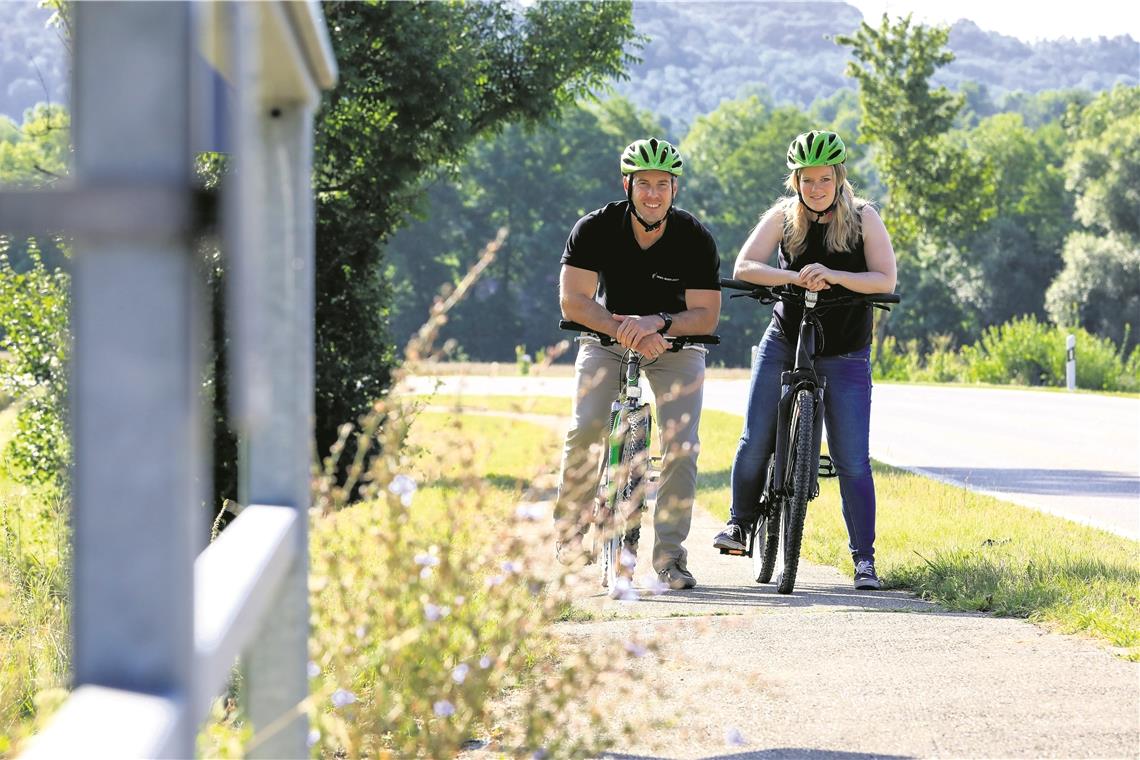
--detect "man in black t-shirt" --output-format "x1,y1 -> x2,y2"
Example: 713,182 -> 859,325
556,137 -> 721,590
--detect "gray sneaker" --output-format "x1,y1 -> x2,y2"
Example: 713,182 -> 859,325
658,561 -> 696,590
854,560 -> 881,590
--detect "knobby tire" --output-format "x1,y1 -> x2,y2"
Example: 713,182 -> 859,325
777,390 -> 815,595
753,455 -> 780,584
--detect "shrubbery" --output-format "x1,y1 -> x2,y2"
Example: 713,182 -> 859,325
873,315 -> 1139,392
0,238 -> 70,491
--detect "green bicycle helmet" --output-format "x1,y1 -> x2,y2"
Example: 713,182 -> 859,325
620,137 -> 684,177
786,130 -> 847,169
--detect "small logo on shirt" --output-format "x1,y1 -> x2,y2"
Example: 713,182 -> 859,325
651,273 -> 680,283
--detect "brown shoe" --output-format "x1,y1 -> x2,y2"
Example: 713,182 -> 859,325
657,561 -> 696,590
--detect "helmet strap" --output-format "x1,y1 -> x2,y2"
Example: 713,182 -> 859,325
797,189 -> 838,223
627,179 -> 675,233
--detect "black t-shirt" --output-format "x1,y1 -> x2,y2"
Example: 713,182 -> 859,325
560,201 -> 720,315
774,219 -> 873,356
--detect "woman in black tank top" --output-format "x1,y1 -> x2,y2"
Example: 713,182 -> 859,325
711,131 -> 898,590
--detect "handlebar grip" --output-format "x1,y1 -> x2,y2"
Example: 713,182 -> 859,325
678,335 -> 720,345
719,277 -> 759,291
867,293 -> 900,304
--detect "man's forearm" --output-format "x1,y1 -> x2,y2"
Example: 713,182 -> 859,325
561,294 -> 620,337
663,306 -> 718,336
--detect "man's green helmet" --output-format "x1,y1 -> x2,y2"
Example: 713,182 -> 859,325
621,137 -> 684,177
786,130 -> 847,169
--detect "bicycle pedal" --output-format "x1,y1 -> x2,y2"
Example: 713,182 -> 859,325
818,454 -> 838,478
718,548 -> 747,557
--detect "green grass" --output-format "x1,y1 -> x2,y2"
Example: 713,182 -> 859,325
424,397 -> 1140,659
0,406 -> 69,751
695,409 -> 1140,659
410,394 -> 572,417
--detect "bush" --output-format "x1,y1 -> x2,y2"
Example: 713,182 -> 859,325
961,315 -> 1059,386
0,238 -> 70,490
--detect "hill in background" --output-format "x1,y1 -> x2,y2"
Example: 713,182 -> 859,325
614,0 -> 1139,134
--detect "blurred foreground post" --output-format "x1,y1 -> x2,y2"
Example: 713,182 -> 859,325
1066,334 -> 1077,391
4,2 -> 337,757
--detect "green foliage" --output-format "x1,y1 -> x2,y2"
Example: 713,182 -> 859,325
0,239 -> 70,489
385,96 -> 660,361
302,398 -> 643,757
1046,232 -> 1140,353
313,0 -> 637,470
0,104 -> 69,187
1046,87 -> 1140,351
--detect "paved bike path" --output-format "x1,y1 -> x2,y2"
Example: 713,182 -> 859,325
432,404 -> 1139,758
556,499 -> 1139,759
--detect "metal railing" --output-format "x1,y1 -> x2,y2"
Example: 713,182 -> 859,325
0,2 -> 336,757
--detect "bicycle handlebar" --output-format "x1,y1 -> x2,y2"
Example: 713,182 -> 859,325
559,320 -> 720,349
719,278 -> 900,310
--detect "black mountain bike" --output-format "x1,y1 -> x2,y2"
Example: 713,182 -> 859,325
717,279 -> 899,594
560,320 -> 719,597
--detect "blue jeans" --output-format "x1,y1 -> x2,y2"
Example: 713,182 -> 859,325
729,321 -> 877,563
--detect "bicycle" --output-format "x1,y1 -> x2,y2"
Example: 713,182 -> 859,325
717,279 -> 899,594
559,320 -> 719,598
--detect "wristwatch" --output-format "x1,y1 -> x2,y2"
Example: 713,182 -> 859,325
657,312 -> 673,334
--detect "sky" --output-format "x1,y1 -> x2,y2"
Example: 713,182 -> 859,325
846,0 -> 1140,43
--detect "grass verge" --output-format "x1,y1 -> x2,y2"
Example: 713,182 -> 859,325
419,395 -> 1140,660
0,407 -> 69,754
695,409 -> 1140,660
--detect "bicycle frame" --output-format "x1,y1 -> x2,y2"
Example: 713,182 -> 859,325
771,292 -> 827,499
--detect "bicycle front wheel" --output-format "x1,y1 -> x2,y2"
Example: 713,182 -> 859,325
753,455 -> 780,584
777,389 -> 815,595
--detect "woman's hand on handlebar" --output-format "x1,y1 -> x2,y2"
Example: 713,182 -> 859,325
796,263 -> 835,292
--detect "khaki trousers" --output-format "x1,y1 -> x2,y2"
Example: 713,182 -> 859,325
554,340 -> 706,573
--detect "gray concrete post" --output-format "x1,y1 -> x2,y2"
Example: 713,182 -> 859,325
69,3 -> 201,757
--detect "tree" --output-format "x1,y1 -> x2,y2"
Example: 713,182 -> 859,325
1046,86 -> 1140,349
837,14 -> 996,346
958,113 -> 1073,327
384,96 -> 662,361
310,1 -> 637,475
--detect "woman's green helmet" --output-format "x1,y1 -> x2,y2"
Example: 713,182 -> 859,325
621,137 -> 684,177
786,130 -> 847,169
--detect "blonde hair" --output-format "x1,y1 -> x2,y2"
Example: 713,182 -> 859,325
774,164 -> 869,260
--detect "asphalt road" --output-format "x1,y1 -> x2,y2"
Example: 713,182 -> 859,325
403,373 -> 1140,540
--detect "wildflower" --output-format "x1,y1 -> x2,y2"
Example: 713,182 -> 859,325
420,566 -> 434,580
620,547 -> 637,569
645,574 -> 670,595
355,625 -> 367,639
306,661 -> 321,678
479,655 -> 492,669
306,728 -> 320,748
514,503 -> 545,521
454,595 -> 466,606
424,602 -> 443,622
331,689 -> 356,708
613,577 -> 638,601
433,700 -> 456,717
452,663 -> 470,684
389,474 -> 417,507
623,640 -> 648,658
414,553 -> 440,567
501,560 -> 521,574
532,749 -> 549,760
485,574 -> 505,588
725,726 -> 747,746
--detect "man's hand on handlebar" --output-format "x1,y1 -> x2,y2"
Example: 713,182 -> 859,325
633,332 -> 668,359
613,314 -> 663,349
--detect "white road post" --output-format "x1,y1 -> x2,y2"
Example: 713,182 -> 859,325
1066,334 -> 1076,391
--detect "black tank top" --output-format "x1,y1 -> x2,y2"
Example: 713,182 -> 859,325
773,220 -> 872,356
